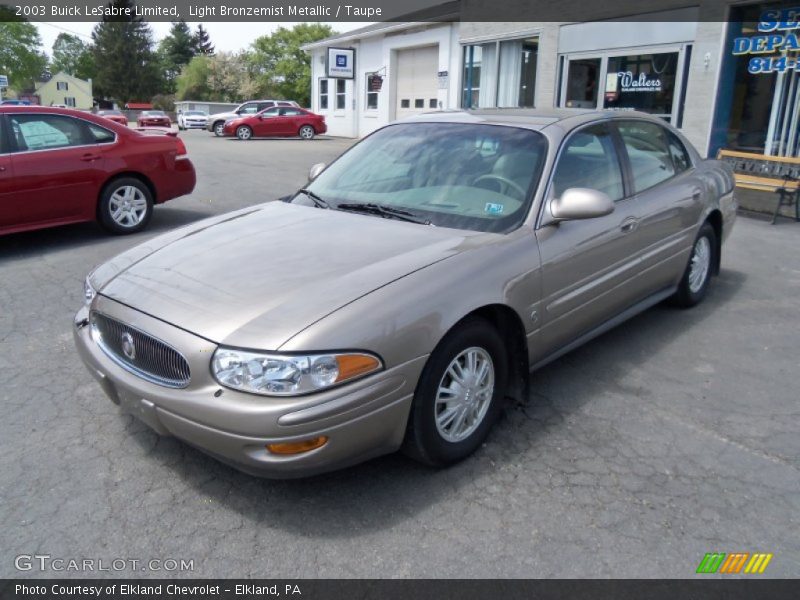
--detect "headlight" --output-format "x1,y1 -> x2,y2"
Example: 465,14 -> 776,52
211,348 -> 382,396
84,278 -> 96,305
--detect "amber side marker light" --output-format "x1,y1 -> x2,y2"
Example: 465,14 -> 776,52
335,354 -> 381,383
267,436 -> 329,455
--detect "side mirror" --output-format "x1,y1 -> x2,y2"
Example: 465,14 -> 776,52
308,162 -> 326,182
550,188 -> 614,221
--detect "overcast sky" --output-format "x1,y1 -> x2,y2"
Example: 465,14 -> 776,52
35,21 -> 369,56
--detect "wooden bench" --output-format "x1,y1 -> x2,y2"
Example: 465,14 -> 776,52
717,149 -> 800,224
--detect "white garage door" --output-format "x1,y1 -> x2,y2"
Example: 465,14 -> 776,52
396,46 -> 439,120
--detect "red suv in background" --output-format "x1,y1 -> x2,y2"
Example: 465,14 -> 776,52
0,106 -> 195,235
223,107 -> 326,140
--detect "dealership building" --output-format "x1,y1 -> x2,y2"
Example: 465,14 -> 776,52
304,1 -> 798,167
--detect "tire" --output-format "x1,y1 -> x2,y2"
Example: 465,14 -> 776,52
299,125 -> 315,140
98,177 -> 154,235
403,317 -> 508,467
672,222 -> 717,308
213,121 -> 225,137
236,125 -> 253,141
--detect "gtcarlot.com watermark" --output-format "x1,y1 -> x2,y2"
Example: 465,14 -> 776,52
14,553 -> 194,573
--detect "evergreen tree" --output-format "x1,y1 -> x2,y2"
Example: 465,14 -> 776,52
193,25 -> 215,56
159,20 -> 195,92
91,0 -> 162,104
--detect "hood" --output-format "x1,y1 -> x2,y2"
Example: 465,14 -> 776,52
209,111 -> 237,121
98,202 -> 480,350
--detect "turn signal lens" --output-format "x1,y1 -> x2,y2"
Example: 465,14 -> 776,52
267,436 -> 328,455
335,354 -> 381,382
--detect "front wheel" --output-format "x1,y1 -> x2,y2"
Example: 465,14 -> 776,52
403,317 -> 508,467
299,125 -> 315,140
672,222 -> 717,307
98,177 -> 153,234
236,125 -> 253,141
213,121 -> 225,137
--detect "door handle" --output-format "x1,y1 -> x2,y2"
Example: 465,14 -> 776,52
80,154 -> 101,162
620,217 -> 639,234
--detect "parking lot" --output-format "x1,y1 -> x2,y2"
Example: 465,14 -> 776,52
0,130 -> 798,578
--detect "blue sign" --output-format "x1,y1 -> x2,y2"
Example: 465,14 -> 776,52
336,55 -> 347,68
0,75 -> 8,88
326,47 -> 355,79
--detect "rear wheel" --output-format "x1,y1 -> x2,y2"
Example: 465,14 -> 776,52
299,125 -> 315,140
672,222 -> 717,307
98,177 -> 153,235
236,125 -> 253,141
213,121 -> 225,136
403,317 -> 508,467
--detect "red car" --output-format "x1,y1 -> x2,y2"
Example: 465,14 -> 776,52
137,110 -> 171,128
223,106 -> 326,140
96,110 -> 129,126
0,106 -> 195,236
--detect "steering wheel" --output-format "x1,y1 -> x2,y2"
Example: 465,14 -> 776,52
473,174 -> 527,200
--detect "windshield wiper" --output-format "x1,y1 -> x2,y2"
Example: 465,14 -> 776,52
297,188 -> 329,209
336,202 -> 432,225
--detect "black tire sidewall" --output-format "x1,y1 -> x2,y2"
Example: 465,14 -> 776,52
98,178 -> 153,235
407,318 -> 508,466
676,222 -> 717,307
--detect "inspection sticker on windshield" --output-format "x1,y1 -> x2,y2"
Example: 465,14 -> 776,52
485,202 -> 504,215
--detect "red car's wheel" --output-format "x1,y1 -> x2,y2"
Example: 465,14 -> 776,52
98,177 -> 153,235
299,125 -> 315,140
236,125 -> 253,141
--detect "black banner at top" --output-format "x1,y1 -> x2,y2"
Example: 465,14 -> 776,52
1,0 -> 798,22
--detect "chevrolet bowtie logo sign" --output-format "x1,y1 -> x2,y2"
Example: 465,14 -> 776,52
696,552 -> 773,574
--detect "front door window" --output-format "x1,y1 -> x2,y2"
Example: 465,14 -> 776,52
565,59 -> 601,109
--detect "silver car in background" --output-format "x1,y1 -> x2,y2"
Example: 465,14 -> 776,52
74,109 -> 736,477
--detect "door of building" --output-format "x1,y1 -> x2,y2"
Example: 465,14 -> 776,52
396,45 -> 439,120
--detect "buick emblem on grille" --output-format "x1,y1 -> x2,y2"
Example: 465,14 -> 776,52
121,332 -> 136,360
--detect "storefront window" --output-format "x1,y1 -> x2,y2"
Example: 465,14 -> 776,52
336,79 -> 346,110
603,52 -> 679,119
365,75 -> 378,110
462,38 -> 538,109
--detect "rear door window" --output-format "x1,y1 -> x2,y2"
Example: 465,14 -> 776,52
617,121 -> 676,192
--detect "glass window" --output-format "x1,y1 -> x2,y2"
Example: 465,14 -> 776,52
9,114 -> 89,151
414,99 -> 424,108
65,97 -> 76,107
551,123 -> 624,201
498,38 -> 538,108
0,118 -> 7,154
666,131 -> 691,173
238,104 -> 260,115
280,108 -> 303,116
618,121 -> 676,192
301,122 -> 548,233
603,52 -> 679,119
88,123 -> 115,144
56,81 -> 68,91
400,99 -> 410,109
365,75 -> 378,110
319,79 -> 329,110
260,108 -> 280,118
336,79 -> 346,110
429,99 -> 438,109
565,58 -> 601,108
462,43 -> 495,108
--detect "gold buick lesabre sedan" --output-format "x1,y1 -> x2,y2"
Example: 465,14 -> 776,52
74,110 -> 736,477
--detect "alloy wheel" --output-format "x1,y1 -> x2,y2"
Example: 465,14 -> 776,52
688,236 -> 711,293
108,186 -> 147,228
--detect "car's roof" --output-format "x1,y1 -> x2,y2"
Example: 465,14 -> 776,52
403,108 -> 661,131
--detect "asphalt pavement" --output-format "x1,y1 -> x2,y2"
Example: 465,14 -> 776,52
0,130 -> 797,578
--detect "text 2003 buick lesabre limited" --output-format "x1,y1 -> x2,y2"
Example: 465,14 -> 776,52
74,110 -> 736,477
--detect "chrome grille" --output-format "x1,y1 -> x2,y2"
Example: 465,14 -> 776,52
91,312 -> 191,388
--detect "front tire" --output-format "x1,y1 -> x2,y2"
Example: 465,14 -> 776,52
98,177 -> 153,235
236,125 -> 253,141
403,317 -> 508,467
213,121 -> 225,137
672,222 -> 717,307
299,125 -> 315,140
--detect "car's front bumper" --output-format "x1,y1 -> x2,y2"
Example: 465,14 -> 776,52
73,298 -> 422,478
182,121 -> 207,129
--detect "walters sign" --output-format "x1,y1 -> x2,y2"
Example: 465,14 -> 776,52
733,6 -> 800,73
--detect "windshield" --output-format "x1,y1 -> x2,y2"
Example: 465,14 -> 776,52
300,122 -> 547,233
142,111 -> 165,116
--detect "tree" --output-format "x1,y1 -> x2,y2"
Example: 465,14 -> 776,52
175,55 -> 211,100
193,25 -> 215,56
175,52 -> 257,102
91,0 -> 163,104
0,16 -> 48,91
51,33 -> 96,80
159,20 -> 195,91
249,23 -> 335,106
